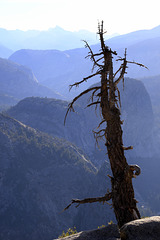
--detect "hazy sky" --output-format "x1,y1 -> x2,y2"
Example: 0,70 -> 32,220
0,0 -> 160,35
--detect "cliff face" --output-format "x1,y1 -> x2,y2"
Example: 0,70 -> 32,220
0,57 -> 61,105
1,77 -> 158,239
7,78 -> 156,166
119,78 -> 155,158
0,113 -> 101,240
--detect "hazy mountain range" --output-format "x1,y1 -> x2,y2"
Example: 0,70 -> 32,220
1,24 -> 160,239
1,77 -> 158,239
0,57 -> 62,110
0,26 -> 118,57
0,43 -> 13,58
6,78 -> 156,164
8,25 -> 160,100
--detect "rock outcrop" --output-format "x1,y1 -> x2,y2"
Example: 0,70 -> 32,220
54,224 -> 120,240
120,216 -> 160,240
55,216 -> 160,240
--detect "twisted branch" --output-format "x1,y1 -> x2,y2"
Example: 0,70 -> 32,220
127,60 -> 148,69
93,128 -> 106,136
63,192 -> 112,211
87,101 -> 101,108
115,50 -> 148,87
84,40 -> 103,70
69,71 -> 101,90
97,119 -> 106,129
64,86 -> 101,125
114,49 -> 127,86
90,87 -> 101,102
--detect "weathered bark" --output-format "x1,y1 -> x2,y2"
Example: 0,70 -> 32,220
99,39 -> 141,227
105,106 -> 140,227
64,21 -> 145,228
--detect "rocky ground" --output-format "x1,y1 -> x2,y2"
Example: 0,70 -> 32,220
55,216 -> 160,240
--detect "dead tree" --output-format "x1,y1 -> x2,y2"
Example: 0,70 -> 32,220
64,21 -> 147,228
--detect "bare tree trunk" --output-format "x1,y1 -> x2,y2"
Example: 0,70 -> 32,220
64,21 -> 146,228
100,46 -> 140,227
105,106 -> 140,227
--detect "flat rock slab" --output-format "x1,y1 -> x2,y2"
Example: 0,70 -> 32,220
54,224 -> 120,240
120,216 -> 160,240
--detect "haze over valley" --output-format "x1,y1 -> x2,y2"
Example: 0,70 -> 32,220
1,22 -> 160,239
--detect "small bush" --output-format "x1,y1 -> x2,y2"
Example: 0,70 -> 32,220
108,220 -> 113,225
58,227 -> 77,238
98,224 -> 106,229
98,220 -> 114,229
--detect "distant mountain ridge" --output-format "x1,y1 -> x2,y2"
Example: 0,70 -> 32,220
9,25 -> 160,99
6,78 -> 157,165
0,43 -> 13,58
0,24 -> 159,58
1,24 -> 160,53
0,26 -> 117,53
1,24 -> 160,240
106,25 -> 160,49
0,57 -> 62,108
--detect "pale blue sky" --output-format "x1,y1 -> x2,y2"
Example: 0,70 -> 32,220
0,0 -> 160,35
